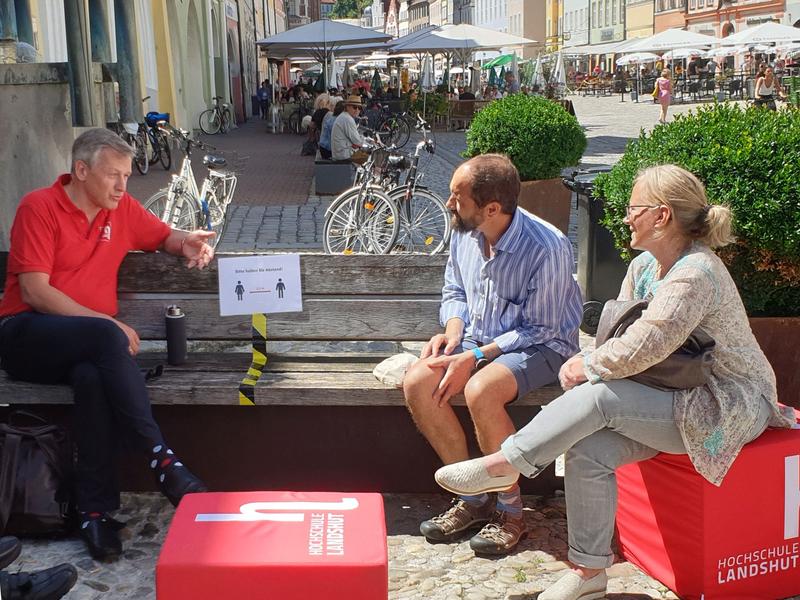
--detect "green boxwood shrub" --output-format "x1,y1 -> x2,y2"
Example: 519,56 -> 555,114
463,94 -> 586,181
593,103 -> 800,317
408,92 -> 448,119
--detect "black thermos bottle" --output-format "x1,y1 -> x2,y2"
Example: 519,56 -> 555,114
165,305 -> 187,365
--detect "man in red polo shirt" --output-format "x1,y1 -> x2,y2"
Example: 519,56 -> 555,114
0,128 -> 214,561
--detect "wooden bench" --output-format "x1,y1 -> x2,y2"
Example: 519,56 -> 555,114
0,252 -> 562,493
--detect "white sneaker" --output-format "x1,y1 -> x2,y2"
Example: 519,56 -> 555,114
539,570 -> 608,600
434,457 -> 519,495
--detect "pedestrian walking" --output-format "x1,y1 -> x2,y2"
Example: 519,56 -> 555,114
656,69 -> 672,124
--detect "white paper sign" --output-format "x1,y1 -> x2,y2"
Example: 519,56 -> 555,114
217,255 -> 302,316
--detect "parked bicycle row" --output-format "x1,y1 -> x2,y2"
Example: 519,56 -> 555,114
323,114 -> 451,256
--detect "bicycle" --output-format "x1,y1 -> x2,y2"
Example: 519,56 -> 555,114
383,115 -> 451,254
112,120 -> 150,175
322,141 -> 400,255
143,123 -> 240,248
142,96 -> 171,170
374,105 -> 413,149
199,96 -> 233,135
323,116 -> 450,255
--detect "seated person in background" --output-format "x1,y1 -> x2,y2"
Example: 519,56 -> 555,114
404,154 -> 582,557
435,164 -> 795,600
459,87 -> 476,100
319,98 -> 343,160
309,93 -> 330,143
331,95 -> 366,163
0,129 -> 212,561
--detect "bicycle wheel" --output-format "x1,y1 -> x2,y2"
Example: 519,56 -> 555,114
143,189 -> 198,231
392,116 -> 412,149
221,108 -> 232,133
199,109 -> 221,135
148,131 -> 160,165
157,131 -> 172,170
323,187 -> 399,255
133,131 -> 149,175
387,186 -> 451,254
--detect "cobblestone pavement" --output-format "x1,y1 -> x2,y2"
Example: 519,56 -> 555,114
22,491 -> 796,600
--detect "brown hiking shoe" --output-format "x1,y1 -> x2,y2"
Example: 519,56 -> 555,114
469,510 -> 527,555
419,497 -> 494,542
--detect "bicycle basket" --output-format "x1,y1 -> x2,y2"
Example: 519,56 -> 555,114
145,111 -> 170,127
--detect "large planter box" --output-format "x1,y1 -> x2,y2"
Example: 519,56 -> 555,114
517,178 -> 571,236
750,317 -> 800,409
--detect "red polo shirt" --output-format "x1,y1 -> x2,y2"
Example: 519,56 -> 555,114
0,174 -> 171,317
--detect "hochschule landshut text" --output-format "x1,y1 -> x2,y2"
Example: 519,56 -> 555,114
717,542 -> 799,584
307,513 -> 345,556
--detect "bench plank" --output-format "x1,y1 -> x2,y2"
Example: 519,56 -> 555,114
111,253 -> 448,295
117,297 -> 442,341
0,370 -> 561,407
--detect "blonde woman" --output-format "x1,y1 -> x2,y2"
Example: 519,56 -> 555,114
655,68 -> 672,124
434,165 -> 796,600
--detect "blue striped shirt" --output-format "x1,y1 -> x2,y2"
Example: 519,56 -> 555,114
439,207 -> 582,358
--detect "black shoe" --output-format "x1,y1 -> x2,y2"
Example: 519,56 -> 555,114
0,563 -> 78,599
157,461 -> 209,507
0,536 -> 21,570
79,515 -> 122,560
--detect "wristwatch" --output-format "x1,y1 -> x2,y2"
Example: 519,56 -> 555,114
471,347 -> 490,371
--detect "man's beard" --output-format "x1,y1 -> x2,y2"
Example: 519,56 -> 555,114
450,211 -> 479,233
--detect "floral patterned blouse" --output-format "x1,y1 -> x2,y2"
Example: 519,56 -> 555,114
584,242 -> 795,485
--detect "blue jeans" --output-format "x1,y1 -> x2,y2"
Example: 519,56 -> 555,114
0,312 -> 165,512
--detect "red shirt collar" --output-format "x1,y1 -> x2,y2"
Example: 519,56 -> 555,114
53,174 -> 83,214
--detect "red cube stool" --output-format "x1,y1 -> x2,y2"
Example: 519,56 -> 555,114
157,491 -> 387,600
616,409 -> 800,600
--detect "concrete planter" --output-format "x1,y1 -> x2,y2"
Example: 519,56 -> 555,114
750,317 -> 800,409
517,178 -> 572,236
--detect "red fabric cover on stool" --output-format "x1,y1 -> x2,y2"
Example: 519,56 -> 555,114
616,409 -> 800,600
157,491 -> 387,600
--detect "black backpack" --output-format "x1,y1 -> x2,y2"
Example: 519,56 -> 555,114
0,411 -> 73,535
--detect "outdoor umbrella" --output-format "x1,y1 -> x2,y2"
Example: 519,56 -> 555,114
532,55 -> 546,91
258,20 -> 391,87
421,55 -> 435,90
551,51 -> 567,91
488,66 -> 497,86
498,66 -> 506,90
343,59 -> 352,89
511,54 -> 519,86
522,60 -> 534,86
371,68 -> 383,94
662,48 -> 707,60
626,28 -> 719,52
314,74 -> 326,92
616,52 -> 659,66
706,46 -> 738,58
482,54 -> 515,70
721,22 -> 800,46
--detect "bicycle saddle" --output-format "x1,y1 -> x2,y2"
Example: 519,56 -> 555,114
203,154 -> 227,168
387,155 -> 408,168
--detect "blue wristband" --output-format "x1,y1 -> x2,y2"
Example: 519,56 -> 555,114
470,347 -> 485,361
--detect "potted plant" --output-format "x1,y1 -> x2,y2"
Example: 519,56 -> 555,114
463,94 -> 587,234
594,103 -> 800,407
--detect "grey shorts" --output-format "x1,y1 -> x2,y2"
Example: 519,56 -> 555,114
458,338 -> 565,401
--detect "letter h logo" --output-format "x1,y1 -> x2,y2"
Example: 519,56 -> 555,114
787,455 -> 800,540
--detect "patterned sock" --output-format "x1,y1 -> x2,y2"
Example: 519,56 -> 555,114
460,493 -> 490,507
149,444 -> 182,483
496,485 -> 523,517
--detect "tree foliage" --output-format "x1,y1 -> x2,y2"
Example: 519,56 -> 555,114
593,103 -> 800,316
330,0 -> 372,18
464,95 -> 586,181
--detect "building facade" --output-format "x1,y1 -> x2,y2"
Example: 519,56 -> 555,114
563,0 -> 590,47
408,0 -> 431,31
320,0 -> 335,18
626,0 -> 655,39
475,0 -> 509,31
398,0 -> 410,35
508,0 -> 546,57
590,0 -> 625,44
653,0 -> 686,32
686,0 -> 786,38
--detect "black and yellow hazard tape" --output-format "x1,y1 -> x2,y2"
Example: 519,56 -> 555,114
238,313 -> 267,406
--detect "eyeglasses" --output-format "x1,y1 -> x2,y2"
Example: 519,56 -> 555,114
625,204 -> 661,217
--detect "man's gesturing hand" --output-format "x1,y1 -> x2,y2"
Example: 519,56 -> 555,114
420,332 -> 461,360
182,231 -> 216,269
558,354 -> 588,391
427,351 -> 475,407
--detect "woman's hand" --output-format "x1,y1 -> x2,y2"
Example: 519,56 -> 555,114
558,354 -> 589,391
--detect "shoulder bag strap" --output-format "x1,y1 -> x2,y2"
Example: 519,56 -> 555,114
0,433 -> 22,532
